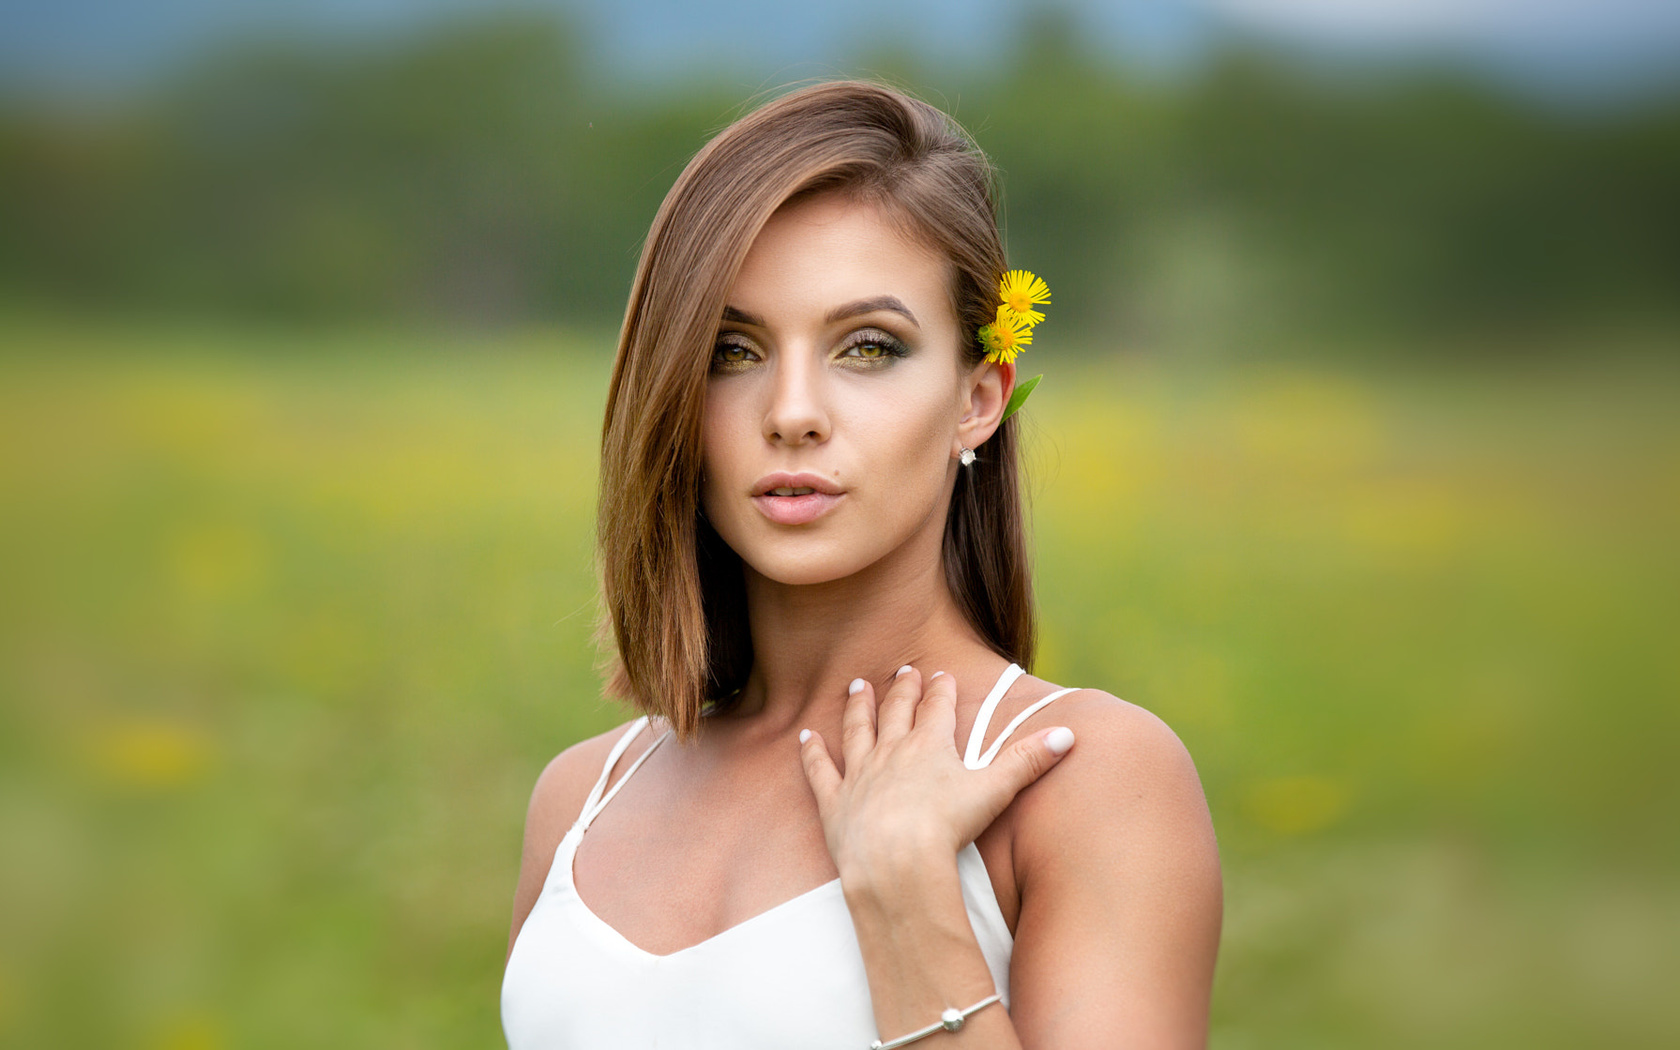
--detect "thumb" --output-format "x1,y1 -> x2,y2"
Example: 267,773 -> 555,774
986,726 -> 1075,800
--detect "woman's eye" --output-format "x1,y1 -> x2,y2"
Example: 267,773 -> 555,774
711,339 -> 759,370
838,332 -> 907,363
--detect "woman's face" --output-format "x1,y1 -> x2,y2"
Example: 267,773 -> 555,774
699,192 -> 1008,587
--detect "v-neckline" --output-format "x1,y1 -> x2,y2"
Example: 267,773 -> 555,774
559,660 -> 1023,960
563,824 -> 847,961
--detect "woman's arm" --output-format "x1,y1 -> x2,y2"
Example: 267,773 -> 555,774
842,849 -> 1021,1048
800,670 -> 1221,1049
1006,696 -> 1222,1047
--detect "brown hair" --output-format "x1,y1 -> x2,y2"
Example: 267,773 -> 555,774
594,80 -> 1035,740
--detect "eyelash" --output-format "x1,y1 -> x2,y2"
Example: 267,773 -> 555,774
710,329 -> 910,372
839,329 -> 910,363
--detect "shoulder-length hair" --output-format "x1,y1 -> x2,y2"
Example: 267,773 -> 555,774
595,80 -> 1035,740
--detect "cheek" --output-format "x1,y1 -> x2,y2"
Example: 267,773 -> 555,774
850,387 -> 954,488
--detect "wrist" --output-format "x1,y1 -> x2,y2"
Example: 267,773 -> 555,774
839,846 -> 962,917
871,993 -> 1003,1050
838,846 -> 1010,1049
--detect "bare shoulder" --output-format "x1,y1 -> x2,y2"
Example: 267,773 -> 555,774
524,719 -> 649,839
1023,687 -> 1208,810
505,717 -> 652,964
1006,686 -> 1218,867
1001,685 -> 1223,1045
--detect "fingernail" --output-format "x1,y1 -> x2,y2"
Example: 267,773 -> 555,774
896,664 -> 913,677
930,671 -> 945,680
1045,727 -> 1075,755
799,729 -> 811,744
848,677 -> 866,695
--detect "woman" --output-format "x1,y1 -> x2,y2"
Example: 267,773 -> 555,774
502,81 -> 1222,1049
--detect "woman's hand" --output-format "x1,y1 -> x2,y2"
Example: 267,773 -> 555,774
797,666 -> 1075,886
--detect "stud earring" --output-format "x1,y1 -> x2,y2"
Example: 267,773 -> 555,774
958,446 -> 977,466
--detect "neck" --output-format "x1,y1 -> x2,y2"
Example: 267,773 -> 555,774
727,529 -> 993,732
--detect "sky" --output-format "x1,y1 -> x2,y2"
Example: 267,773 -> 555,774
3,0 -> 1677,102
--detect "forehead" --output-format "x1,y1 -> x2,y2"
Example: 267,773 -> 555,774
728,193 -> 954,324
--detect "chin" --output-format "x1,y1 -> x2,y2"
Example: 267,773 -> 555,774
728,531 -> 880,588
744,550 -> 862,587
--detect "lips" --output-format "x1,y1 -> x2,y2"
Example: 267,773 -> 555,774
750,471 -> 844,525
752,490 -> 842,525
751,472 -> 842,497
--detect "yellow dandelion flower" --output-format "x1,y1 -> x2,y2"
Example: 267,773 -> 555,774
998,269 -> 1051,326
980,306 -> 1033,364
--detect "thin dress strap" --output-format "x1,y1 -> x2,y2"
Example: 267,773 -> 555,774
970,686 -> 1081,768
963,663 -> 1027,769
573,716 -> 671,832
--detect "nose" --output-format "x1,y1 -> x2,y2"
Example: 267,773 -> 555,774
762,347 -> 830,447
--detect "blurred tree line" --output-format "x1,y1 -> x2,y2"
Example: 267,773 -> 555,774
2,10 -> 1676,352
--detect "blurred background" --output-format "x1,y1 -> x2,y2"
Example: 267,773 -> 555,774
2,1 -> 1677,1047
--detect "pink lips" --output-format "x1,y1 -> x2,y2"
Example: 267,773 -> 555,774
752,491 -> 842,525
751,472 -> 844,525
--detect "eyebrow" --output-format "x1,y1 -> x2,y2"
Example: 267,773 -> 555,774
720,296 -> 920,330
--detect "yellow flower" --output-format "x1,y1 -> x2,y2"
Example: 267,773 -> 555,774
998,269 -> 1051,327
979,305 -> 1033,364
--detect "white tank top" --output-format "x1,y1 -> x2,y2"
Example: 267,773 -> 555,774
501,662 -> 1077,1049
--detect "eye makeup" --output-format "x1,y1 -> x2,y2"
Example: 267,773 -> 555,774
710,333 -> 761,373
709,326 -> 911,374
834,327 -> 910,367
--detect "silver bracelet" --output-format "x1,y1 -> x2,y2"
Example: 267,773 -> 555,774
869,993 -> 1002,1049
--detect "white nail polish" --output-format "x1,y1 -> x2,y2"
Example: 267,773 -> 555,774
1045,727 -> 1075,755
848,677 -> 865,695
896,664 -> 912,677
799,729 -> 811,744
930,671 -> 945,680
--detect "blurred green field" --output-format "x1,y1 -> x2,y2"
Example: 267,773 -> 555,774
1,319 -> 1676,1048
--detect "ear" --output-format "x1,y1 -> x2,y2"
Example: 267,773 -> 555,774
956,357 -> 1015,457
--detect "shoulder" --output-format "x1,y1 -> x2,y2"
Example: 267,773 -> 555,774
1000,683 -> 1220,891
506,717 -> 651,959
990,679 -> 1206,803
1028,687 -> 1206,806
997,686 -> 1223,1042
522,717 -> 654,846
